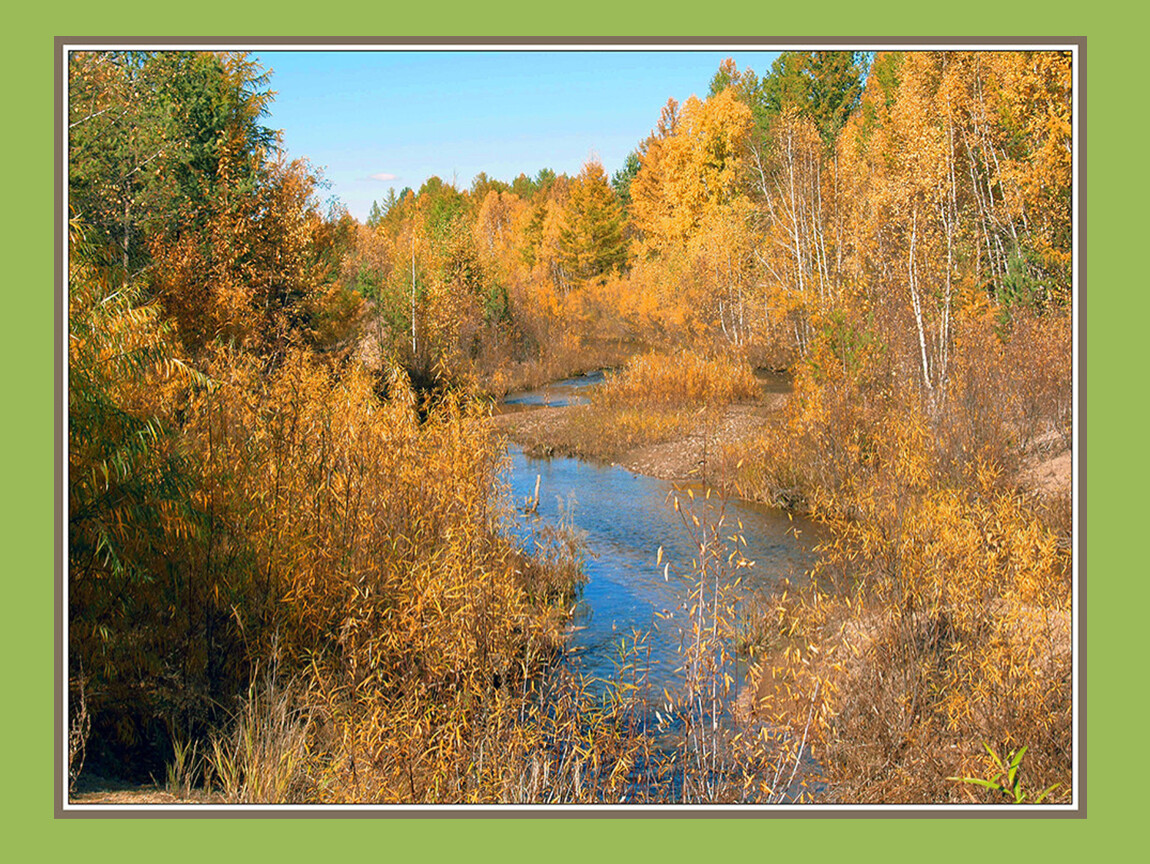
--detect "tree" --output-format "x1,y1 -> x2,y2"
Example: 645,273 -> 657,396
469,171 -> 509,202
68,51 -> 276,282
610,151 -> 642,207
68,215 -> 214,772
149,144 -> 357,355
368,199 -> 385,226
700,55 -> 867,357
687,198 -> 758,346
710,57 -> 769,130
630,89 -> 753,254
418,176 -> 468,239
558,160 -> 629,283
761,51 -> 867,144
69,52 -> 360,358
832,50 -> 1072,399
69,51 -> 175,279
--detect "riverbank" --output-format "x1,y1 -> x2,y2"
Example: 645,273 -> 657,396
494,367 -> 1074,804
72,367 -> 1072,806
494,390 -> 1070,499
493,392 -> 789,484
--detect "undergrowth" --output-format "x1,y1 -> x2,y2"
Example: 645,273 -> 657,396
731,308 -> 1074,804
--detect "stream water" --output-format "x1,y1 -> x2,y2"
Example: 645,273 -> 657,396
500,373 -> 821,699
500,369 -> 606,410
497,373 -> 827,800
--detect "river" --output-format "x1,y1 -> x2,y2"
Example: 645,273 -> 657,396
499,372 -> 822,701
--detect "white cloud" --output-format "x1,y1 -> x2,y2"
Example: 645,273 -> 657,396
369,172 -> 398,182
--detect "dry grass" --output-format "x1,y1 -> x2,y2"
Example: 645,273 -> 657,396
594,350 -> 760,410
504,350 -> 761,465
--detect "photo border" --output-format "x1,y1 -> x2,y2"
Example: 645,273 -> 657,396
54,39 -> 1084,819
11,1 -> 1127,858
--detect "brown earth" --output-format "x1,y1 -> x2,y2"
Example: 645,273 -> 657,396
495,394 -> 1072,498
1019,430 -> 1073,498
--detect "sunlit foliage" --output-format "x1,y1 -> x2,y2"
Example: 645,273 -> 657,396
68,49 -> 1074,804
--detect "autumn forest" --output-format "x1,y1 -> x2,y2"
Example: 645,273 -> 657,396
66,49 -> 1075,806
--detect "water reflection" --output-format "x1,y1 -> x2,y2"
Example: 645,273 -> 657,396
501,369 -> 606,409
502,444 -> 819,694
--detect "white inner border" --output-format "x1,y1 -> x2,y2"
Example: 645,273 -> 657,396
60,41 -> 1081,815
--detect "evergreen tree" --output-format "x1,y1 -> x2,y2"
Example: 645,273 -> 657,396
761,51 -> 867,144
558,160 -> 628,282
611,151 -> 642,207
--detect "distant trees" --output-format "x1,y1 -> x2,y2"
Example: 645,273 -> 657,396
610,151 -> 642,206
347,156 -> 639,384
760,51 -> 868,144
834,51 -> 1072,395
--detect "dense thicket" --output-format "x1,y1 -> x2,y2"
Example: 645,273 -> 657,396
67,52 -> 574,787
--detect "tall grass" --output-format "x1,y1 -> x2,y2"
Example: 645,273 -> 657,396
204,668 -> 316,804
750,463 -> 1072,803
173,352 -> 596,802
661,488 -> 817,803
70,282 -> 592,795
595,350 -> 760,410
516,349 -> 760,463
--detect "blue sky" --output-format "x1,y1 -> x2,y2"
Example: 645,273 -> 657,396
251,50 -> 781,222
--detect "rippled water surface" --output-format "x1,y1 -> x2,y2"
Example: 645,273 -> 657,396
503,443 -> 820,693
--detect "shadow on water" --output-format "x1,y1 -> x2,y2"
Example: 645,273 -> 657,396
754,368 -> 793,395
502,367 -> 792,412
500,369 -> 607,410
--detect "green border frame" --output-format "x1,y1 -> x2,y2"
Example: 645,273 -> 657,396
13,0 -> 1136,858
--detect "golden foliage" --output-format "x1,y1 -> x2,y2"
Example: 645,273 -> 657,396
516,350 -> 761,464
69,49 -> 1075,804
631,89 -> 753,254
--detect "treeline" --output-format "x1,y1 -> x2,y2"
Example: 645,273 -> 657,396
348,51 -> 1070,394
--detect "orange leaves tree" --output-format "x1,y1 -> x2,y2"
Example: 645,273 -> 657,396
836,51 -> 1073,400
557,159 -> 628,284
748,109 -> 834,356
722,52 -> 1074,802
68,52 -> 277,284
354,180 -> 502,384
151,152 -> 360,355
628,89 -> 758,345
70,53 -> 565,785
631,90 -> 753,254
701,53 -> 867,360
